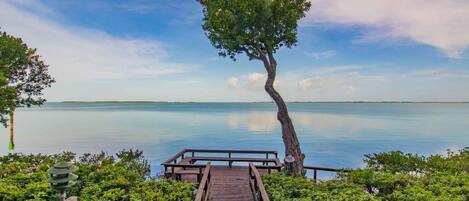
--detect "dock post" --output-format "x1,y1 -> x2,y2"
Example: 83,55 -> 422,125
313,169 -> 317,183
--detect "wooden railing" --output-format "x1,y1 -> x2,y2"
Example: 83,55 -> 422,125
249,163 -> 270,201
162,149 -> 281,180
163,149 -> 279,164
253,162 -> 282,174
304,165 -> 351,182
194,162 -> 212,201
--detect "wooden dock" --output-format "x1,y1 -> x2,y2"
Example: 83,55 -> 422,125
162,149 -> 350,201
209,166 -> 256,201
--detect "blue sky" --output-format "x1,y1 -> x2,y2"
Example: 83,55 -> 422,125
1,0 -> 469,102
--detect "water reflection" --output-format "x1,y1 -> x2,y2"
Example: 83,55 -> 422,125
227,112 -> 277,132
294,113 -> 390,136
1,103 -> 468,176
226,112 -> 391,136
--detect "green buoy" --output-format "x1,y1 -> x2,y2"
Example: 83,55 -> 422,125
48,162 -> 78,201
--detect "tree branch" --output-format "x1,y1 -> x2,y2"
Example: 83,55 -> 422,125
267,51 -> 277,68
241,47 -> 261,60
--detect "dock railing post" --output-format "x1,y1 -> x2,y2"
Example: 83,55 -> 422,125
228,152 -> 232,167
172,166 -> 176,180
197,167 -> 202,182
313,169 -> 317,183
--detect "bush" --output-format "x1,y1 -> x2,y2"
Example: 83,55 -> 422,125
264,147 -> 469,201
0,150 -> 195,201
263,173 -> 377,201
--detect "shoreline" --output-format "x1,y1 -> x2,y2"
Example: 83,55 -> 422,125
57,101 -> 469,104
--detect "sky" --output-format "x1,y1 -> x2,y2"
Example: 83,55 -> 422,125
1,0 -> 469,102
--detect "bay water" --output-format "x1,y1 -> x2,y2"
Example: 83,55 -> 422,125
1,102 -> 468,177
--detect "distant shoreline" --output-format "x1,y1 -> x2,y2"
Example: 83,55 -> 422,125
58,101 -> 469,104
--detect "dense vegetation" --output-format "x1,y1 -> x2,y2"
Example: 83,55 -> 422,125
264,148 -> 469,201
2,148 -> 467,200
0,150 -> 195,201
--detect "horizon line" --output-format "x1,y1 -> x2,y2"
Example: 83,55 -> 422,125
51,101 -> 469,104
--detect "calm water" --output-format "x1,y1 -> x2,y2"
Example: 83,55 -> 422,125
1,102 -> 468,176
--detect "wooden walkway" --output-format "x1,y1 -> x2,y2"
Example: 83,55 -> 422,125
163,149 -> 279,201
162,149 -> 350,201
209,166 -> 255,201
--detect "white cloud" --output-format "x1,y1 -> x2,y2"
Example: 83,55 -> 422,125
227,77 -> 239,89
305,0 -> 469,58
246,73 -> 267,91
0,1 -> 194,83
309,65 -> 364,75
298,71 -> 386,96
242,73 -> 282,91
299,76 -> 344,91
295,67 -> 469,101
225,67 -> 469,102
118,3 -> 160,14
304,50 -> 336,59
409,68 -> 469,80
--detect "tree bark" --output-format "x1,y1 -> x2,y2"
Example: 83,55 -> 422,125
9,111 -> 14,151
261,53 -> 304,175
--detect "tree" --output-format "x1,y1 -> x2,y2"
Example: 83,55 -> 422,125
198,0 -> 311,175
0,31 -> 55,131
0,72 -> 16,150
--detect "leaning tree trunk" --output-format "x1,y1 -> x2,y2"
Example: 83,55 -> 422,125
262,53 -> 304,176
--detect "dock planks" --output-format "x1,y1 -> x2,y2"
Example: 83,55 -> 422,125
208,166 -> 254,201
163,149 -> 280,201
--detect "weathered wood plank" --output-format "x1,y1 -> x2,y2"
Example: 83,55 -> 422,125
208,166 -> 254,201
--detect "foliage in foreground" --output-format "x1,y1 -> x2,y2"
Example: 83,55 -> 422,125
0,150 -> 195,201
263,148 -> 469,201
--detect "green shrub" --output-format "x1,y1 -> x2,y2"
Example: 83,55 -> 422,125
263,173 -> 377,201
364,148 -> 469,174
0,150 -> 195,201
364,151 -> 426,173
264,147 -> 469,201
129,179 -> 194,201
263,172 -> 316,199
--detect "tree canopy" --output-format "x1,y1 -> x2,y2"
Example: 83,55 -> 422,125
199,0 -> 311,61
0,31 -> 55,127
0,72 -> 15,126
199,0 -> 311,175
